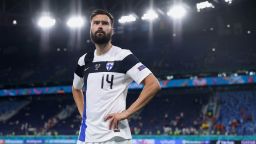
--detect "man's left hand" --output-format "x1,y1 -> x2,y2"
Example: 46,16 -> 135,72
104,111 -> 129,130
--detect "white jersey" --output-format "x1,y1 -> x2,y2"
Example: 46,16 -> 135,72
73,46 -> 152,143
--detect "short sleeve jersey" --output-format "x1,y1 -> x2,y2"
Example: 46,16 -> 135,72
73,46 -> 152,142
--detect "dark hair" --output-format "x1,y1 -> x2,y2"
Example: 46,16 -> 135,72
90,9 -> 114,26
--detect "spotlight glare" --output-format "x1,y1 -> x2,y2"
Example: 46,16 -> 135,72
167,5 -> 187,20
141,10 -> 159,21
37,16 -> 56,28
13,20 -> 17,25
118,15 -> 136,24
196,1 -> 215,12
67,16 -> 85,28
224,0 -> 232,4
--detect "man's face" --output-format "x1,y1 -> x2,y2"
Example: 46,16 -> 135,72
90,14 -> 113,45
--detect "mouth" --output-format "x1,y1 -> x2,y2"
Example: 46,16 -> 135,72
96,32 -> 105,37
96,31 -> 105,35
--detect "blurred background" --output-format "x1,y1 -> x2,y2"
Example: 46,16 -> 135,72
0,0 -> 256,143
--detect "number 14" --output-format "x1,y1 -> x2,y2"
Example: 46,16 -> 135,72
101,74 -> 114,89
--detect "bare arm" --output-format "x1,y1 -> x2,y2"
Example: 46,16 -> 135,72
125,74 -> 160,117
105,74 -> 161,129
72,86 -> 84,117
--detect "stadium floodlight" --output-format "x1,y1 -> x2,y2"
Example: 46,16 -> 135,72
118,14 -> 136,24
141,9 -> 159,21
224,0 -> 232,4
13,20 -> 17,25
196,1 -> 215,12
37,16 -> 56,28
67,16 -> 85,29
167,5 -> 187,20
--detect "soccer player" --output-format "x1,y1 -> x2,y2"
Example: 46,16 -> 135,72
72,9 -> 161,144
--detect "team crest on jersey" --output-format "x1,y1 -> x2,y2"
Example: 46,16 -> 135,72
106,62 -> 114,71
95,64 -> 101,70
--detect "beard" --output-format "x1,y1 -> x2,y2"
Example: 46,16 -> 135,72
90,30 -> 112,44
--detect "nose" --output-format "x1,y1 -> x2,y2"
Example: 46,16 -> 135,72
97,25 -> 104,32
97,22 -> 104,29
98,26 -> 103,30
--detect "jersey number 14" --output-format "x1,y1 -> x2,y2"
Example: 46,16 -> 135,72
101,74 -> 114,89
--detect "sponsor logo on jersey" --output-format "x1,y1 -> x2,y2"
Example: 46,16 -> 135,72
106,62 -> 114,71
84,67 -> 89,71
95,64 -> 101,70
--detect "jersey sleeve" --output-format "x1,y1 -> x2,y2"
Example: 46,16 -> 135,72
73,54 -> 86,90
123,53 -> 152,84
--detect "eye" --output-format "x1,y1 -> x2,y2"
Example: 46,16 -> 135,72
94,21 -> 100,25
102,21 -> 109,25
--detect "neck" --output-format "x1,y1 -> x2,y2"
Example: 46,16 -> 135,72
95,42 -> 112,56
